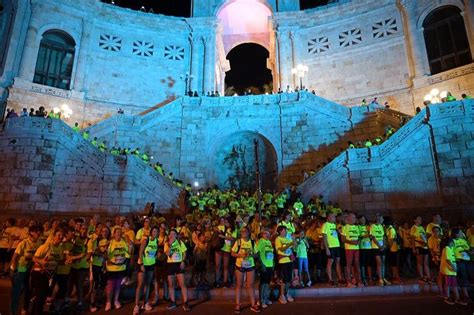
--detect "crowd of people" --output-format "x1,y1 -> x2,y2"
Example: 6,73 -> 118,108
1,189 -> 473,314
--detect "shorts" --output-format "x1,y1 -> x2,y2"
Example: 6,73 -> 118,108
415,247 -> 429,256
279,262 -> 293,283
139,265 -> 155,273
371,248 -> 385,258
235,265 -> 255,273
260,266 -> 273,284
106,270 -> 126,279
387,251 -> 398,267
327,247 -> 341,259
456,260 -> 469,287
298,257 -> 309,273
166,262 -> 184,276
345,249 -> 360,265
359,249 -> 371,267
443,274 -> 458,288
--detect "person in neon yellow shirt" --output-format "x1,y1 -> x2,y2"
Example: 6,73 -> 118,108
322,213 -> 342,286
385,217 -> 401,284
428,226 -> 442,293
10,225 -> 42,315
296,230 -> 311,287
164,229 -> 190,311
67,223 -> 91,308
451,228 -> 471,305
31,229 -> 64,315
358,215 -> 372,286
411,216 -> 432,284
426,214 -> 442,238
275,225 -> 295,304
134,226 -> 159,314
105,227 -> 130,311
231,226 -> 259,313
440,237 -> 461,305
369,213 -> 389,286
88,226 -> 110,312
280,211 -> 296,239
341,212 -> 360,287
257,229 -> 274,308
215,218 -> 235,288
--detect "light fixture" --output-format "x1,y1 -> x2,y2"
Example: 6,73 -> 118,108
440,91 -> 448,99
53,107 -> 60,114
430,88 -> 440,96
194,181 -> 199,187
292,64 -> 309,89
423,94 -> 433,102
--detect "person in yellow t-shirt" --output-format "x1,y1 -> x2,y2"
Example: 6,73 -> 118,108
215,218 -> 235,288
385,217 -> 401,284
0,218 -> 17,276
451,228 -> 471,305
358,215 -> 372,285
426,214 -> 442,238
231,226 -> 259,313
31,229 -> 64,315
67,223 -> 91,308
306,219 -> 323,283
257,229 -> 274,308
428,226 -> 442,293
89,226 -> 110,312
9,225 -> 42,315
440,237 -> 461,305
322,213 -> 342,286
341,212 -> 361,287
164,229 -> 190,311
105,227 -> 130,311
369,214 -> 388,286
275,225 -> 295,304
411,216 -> 432,284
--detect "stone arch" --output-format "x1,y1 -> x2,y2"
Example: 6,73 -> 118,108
215,0 -> 273,17
209,130 -> 279,191
416,0 -> 465,29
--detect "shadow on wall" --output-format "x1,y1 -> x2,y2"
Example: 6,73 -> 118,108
279,111 -> 396,186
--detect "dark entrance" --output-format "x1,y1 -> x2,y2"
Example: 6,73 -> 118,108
225,43 -> 273,95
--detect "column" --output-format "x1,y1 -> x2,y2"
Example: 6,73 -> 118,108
18,25 -> 38,80
277,30 -> 293,91
73,19 -> 93,92
190,35 -> 203,93
203,34 -> 216,94
398,0 -> 430,78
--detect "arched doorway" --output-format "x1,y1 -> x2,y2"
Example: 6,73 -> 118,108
225,43 -> 273,95
212,131 -> 278,191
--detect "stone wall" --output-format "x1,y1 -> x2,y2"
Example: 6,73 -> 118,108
85,92 -> 410,189
298,99 -> 474,220
0,117 -> 181,215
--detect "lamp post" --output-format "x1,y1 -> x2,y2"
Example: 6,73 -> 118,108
180,72 -> 194,96
292,64 -> 309,90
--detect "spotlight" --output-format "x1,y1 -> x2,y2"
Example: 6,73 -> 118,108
140,6 -> 146,12
423,94 -> 433,102
194,181 -> 199,187
440,91 -> 448,99
430,88 -> 439,96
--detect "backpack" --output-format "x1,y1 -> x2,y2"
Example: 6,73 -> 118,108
210,231 -> 225,251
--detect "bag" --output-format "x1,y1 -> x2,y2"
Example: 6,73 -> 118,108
210,231 -> 225,251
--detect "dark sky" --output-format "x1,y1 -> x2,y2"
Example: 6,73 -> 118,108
104,0 -> 330,17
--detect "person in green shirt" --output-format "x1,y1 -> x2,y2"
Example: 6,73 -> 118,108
67,223 -> 91,308
89,226 -> 110,312
452,227 -> 471,305
134,226 -> 159,314
440,237 -> 461,305
275,225 -> 295,304
31,229 -> 64,315
72,122 -> 80,132
91,137 -> 98,147
358,215 -> 372,286
296,230 -> 311,287
322,213 -> 342,286
369,213 -> 389,286
341,212 -> 361,287
461,93 -> 472,100
54,226 -> 74,309
10,225 -> 42,315
257,229 -> 274,308
99,141 -> 107,153
82,130 -> 89,140
231,226 -> 259,313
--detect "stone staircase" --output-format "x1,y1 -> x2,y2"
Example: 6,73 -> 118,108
0,117 -> 181,214
298,99 -> 474,218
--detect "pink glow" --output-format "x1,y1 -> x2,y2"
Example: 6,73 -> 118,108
218,0 -> 272,35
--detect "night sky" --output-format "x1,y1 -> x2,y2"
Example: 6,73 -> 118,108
103,0 -> 331,17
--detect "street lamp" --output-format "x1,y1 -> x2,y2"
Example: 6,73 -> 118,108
424,88 -> 448,105
292,64 -> 309,90
180,72 -> 194,96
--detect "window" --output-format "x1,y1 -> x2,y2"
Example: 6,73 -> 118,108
33,30 -> 75,90
423,6 -> 472,75
300,0 -> 330,10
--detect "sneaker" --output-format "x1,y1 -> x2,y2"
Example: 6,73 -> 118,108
455,299 -> 468,306
347,282 -> 356,288
444,298 -> 455,305
286,295 -> 294,302
279,296 -> 287,304
306,280 -> 312,287
167,302 -> 177,310
328,280 -> 336,287
144,303 -> 153,311
378,279 -> 384,286
261,302 -> 268,309
114,302 -> 122,310
133,305 -> 140,315
418,278 -> 426,284
265,300 -> 272,305
250,304 -> 261,313
183,302 -> 191,311
90,306 -> 98,313
383,279 -> 391,285
105,303 -> 112,311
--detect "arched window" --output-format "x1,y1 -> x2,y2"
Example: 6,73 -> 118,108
423,6 -> 472,75
33,30 -> 75,90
